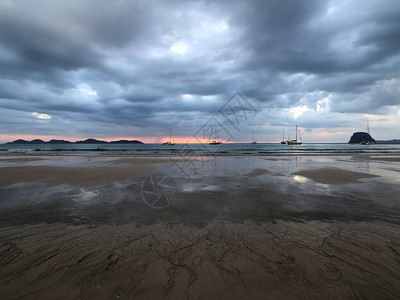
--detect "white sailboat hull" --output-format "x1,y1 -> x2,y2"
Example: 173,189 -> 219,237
287,125 -> 302,145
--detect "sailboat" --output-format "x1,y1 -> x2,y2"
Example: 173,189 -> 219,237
162,128 -> 175,145
209,127 -> 222,145
251,131 -> 257,144
360,121 -> 376,145
287,125 -> 302,145
280,128 -> 286,144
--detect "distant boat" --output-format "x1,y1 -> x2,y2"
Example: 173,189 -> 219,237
209,127 -> 222,145
280,128 -> 286,144
360,121 -> 376,145
162,128 -> 175,145
287,125 -> 302,145
251,131 -> 257,144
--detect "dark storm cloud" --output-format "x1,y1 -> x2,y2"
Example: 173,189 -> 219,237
233,0 -> 400,75
0,0 -> 400,141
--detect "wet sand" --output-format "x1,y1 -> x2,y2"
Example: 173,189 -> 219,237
366,156 -> 400,162
292,168 -> 378,184
1,155 -> 400,299
0,166 -> 155,188
1,220 -> 400,299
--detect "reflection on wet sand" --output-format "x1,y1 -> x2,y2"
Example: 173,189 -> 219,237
292,168 -> 378,184
0,155 -> 400,298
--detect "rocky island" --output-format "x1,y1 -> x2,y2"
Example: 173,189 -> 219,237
348,132 -> 376,144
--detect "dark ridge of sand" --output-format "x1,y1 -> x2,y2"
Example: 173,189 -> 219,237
0,166 -> 155,187
110,157 -> 173,165
245,168 -> 271,177
292,168 -> 379,184
385,168 -> 400,173
1,220 -> 399,299
0,157 -> 45,162
366,157 -> 400,162
262,158 -> 293,161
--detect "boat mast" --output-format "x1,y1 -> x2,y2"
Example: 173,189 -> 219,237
296,125 -> 298,141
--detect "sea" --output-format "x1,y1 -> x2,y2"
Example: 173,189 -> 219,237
1,143 -> 400,156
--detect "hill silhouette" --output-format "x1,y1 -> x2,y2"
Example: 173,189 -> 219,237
6,138 -> 143,145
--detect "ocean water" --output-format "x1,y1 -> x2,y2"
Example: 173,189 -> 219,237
1,143 -> 400,156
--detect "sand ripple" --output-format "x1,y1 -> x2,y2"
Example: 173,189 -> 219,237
1,220 -> 399,299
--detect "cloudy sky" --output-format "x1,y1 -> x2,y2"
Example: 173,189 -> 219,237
1,0 -> 400,143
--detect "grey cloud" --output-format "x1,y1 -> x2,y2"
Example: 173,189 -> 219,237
0,0 -> 400,141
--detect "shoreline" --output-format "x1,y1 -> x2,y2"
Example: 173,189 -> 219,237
2,152 -> 400,158
1,142 -> 400,158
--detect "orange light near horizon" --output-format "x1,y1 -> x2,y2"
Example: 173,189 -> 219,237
306,130 -> 349,136
115,136 -> 232,144
160,136 -> 229,144
0,134 -> 233,144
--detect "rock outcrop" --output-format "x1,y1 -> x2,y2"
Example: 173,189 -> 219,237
348,132 -> 376,144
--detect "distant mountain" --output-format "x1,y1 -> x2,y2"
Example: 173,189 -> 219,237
6,139 -> 30,144
6,139 -> 46,144
48,139 -> 72,144
109,140 -> 143,144
30,139 -> 45,144
376,139 -> 400,144
348,132 -> 376,144
6,138 -> 144,144
74,138 -> 108,144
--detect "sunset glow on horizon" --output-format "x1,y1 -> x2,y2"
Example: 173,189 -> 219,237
0,135 -> 236,144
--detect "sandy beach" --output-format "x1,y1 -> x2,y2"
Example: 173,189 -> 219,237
1,154 -> 400,299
